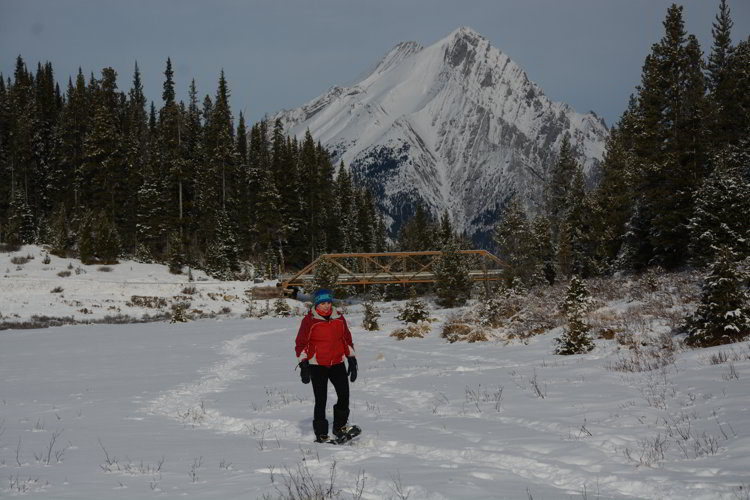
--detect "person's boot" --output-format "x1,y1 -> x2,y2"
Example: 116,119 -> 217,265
313,418 -> 329,443
332,406 -> 350,438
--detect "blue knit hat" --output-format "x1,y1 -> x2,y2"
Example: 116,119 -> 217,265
314,289 -> 333,306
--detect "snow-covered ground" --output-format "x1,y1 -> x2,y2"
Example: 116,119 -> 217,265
1,246 -> 749,499
0,245 -> 290,328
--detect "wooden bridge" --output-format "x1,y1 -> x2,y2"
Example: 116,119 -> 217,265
279,250 -> 507,289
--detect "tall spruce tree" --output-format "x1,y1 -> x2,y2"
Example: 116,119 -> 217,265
494,196 -> 536,287
433,237 -> 472,308
686,246 -> 750,347
546,133 -> 577,240
636,5 -> 708,268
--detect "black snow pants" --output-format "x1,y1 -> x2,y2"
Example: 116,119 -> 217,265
309,362 -> 349,436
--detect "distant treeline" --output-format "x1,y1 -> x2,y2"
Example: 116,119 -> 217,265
0,55 -> 397,278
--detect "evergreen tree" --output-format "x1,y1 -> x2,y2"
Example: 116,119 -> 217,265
559,275 -> 593,316
136,163 -> 167,256
46,202 -> 70,256
686,246 -> 750,347
81,67 -> 123,220
5,188 -> 35,245
555,276 -> 595,355
592,118 -> 638,269
688,155 -> 750,265
433,237 -> 472,308
438,209 -> 454,247
563,166 -> 597,277
397,202 -> 435,251
636,5 -> 708,268
362,296 -> 380,331
493,196 -> 536,287
167,231 -> 184,274
273,296 -> 291,317
546,133 -> 577,239
530,214 -> 556,285
94,210 -> 121,264
332,166 -> 352,251
121,62 -> 149,252
397,287 -> 430,324
204,208 -> 238,280
311,256 -> 340,292
77,210 -> 96,264
476,285 -> 507,329
706,0 -> 742,149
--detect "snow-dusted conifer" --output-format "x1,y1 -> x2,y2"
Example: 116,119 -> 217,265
397,287 -> 430,324
559,275 -> 593,316
362,296 -> 380,331
5,189 -> 35,246
555,309 -> 595,355
433,238 -> 472,308
273,296 -> 291,317
77,211 -> 96,264
477,285 -> 506,328
555,276 -> 595,355
688,157 -> 750,266
686,246 -> 750,347
95,212 -> 121,264
311,257 -> 339,292
167,232 -> 184,274
494,196 -> 535,287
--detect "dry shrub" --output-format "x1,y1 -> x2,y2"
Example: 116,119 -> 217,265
390,322 -> 430,340
10,255 -> 33,265
608,331 -> 677,372
127,295 -> 168,308
181,286 -> 198,295
97,266 -> 113,272
588,309 -> 625,340
57,270 -> 71,277
586,276 -> 629,302
442,314 -> 490,343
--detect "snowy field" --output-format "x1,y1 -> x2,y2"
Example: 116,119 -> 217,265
1,246 -> 750,499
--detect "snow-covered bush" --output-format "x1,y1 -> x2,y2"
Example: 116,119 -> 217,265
397,288 -> 430,324
170,302 -> 191,323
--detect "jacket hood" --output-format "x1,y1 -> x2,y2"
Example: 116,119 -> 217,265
310,306 -> 343,321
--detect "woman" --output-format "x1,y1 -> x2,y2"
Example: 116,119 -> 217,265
295,288 -> 358,442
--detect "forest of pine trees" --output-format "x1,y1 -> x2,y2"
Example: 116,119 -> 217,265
0,57 -> 386,278
1,2 -> 748,286
494,1 -> 750,284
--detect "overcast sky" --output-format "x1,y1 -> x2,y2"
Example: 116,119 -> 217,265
1,0 -> 748,128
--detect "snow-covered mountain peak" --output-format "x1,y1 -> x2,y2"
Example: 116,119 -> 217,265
273,27 -> 610,244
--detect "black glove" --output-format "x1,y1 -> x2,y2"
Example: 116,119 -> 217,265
347,356 -> 358,382
299,359 -> 310,384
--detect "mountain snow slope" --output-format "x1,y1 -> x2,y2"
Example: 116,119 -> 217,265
273,27 -> 609,242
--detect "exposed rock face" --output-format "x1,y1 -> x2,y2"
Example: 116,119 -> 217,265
272,27 -> 609,244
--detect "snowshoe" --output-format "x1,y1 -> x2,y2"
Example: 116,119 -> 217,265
328,425 -> 361,445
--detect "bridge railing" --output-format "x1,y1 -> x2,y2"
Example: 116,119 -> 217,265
279,250 -> 507,289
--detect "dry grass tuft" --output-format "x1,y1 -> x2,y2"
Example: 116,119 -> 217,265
391,322 -> 431,340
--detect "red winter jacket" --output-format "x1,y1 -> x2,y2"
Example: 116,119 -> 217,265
295,307 -> 355,367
